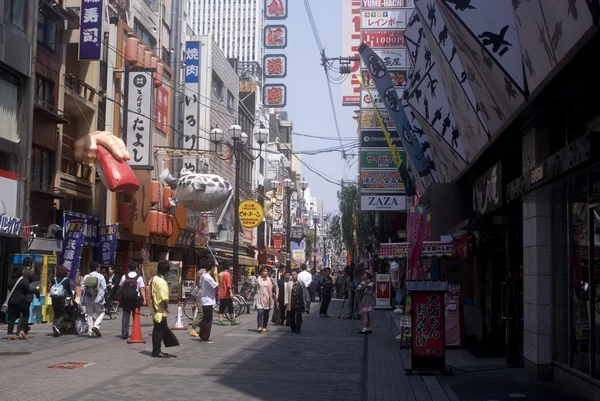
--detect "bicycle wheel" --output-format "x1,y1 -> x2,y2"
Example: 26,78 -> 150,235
233,297 -> 243,317
182,296 -> 196,320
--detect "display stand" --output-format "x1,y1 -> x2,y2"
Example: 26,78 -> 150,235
405,280 -> 452,376
374,273 -> 393,310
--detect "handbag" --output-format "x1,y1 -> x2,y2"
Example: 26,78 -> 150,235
2,277 -> 24,313
271,304 -> 281,325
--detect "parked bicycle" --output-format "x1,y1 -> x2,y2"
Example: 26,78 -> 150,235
182,293 -> 245,321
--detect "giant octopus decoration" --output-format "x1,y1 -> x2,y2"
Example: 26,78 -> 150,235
160,168 -> 232,212
73,131 -> 139,193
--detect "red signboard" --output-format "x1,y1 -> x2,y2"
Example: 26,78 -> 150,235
155,86 -> 169,133
362,29 -> 406,48
272,235 -> 283,249
361,0 -> 407,8
265,25 -> 288,49
411,291 -> 444,357
265,0 -> 288,20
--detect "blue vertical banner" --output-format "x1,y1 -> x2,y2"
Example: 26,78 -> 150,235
60,220 -> 86,280
184,41 -> 200,84
359,43 -> 432,179
98,224 -> 118,265
79,0 -> 104,60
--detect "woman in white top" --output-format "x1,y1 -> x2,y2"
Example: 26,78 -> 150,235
198,265 -> 218,343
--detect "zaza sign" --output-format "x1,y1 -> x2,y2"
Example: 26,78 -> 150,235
472,160 -> 502,216
361,193 -> 406,211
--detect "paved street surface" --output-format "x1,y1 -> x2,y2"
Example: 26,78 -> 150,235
0,300 -> 585,401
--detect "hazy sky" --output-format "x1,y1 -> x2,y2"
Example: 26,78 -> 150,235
284,0 -> 357,213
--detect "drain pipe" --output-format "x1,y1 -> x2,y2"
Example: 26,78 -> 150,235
170,0 -> 183,175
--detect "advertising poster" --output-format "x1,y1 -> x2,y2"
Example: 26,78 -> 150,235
166,261 -> 183,302
375,274 -> 392,309
60,220 -> 85,280
362,29 -> 406,48
361,8 -> 408,29
360,170 -> 405,190
361,109 -> 395,130
361,149 -> 405,169
411,291 -> 445,357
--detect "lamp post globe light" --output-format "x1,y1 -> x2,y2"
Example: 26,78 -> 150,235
209,123 -> 267,289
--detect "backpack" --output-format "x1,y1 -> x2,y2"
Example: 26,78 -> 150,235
121,273 -> 140,304
84,275 -> 99,298
50,277 -> 67,298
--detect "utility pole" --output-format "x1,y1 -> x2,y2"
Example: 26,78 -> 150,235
170,0 -> 183,174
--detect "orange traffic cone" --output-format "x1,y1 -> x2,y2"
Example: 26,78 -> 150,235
127,308 -> 147,344
172,302 -> 185,330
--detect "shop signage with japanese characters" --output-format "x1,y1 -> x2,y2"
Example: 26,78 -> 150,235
361,9 -> 408,29
361,87 -> 403,109
361,170 -> 405,190
375,274 -> 392,308
98,224 -> 118,265
361,130 -> 402,148
239,200 -> 264,229
362,29 -> 406,48
362,69 -> 407,88
361,109 -> 395,130
263,84 -> 287,107
411,291 -> 444,357
361,193 -> 406,211
361,48 -> 409,69
79,0 -> 104,60
361,0 -> 409,8
265,0 -> 288,19
0,215 -> 22,236
361,149 -> 405,169
61,220 -> 85,280
183,41 -> 201,172
62,211 -> 100,246
263,54 -> 287,78
155,86 -> 169,134
290,226 -> 305,244
265,25 -> 288,49
472,160 -> 502,217
126,70 -> 153,168
341,0 -> 361,106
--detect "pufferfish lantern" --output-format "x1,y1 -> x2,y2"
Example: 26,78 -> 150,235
159,168 -> 232,212
73,131 -> 139,193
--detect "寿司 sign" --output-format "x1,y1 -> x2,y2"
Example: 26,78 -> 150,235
361,9 -> 408,29
362,29 -> 406,48
361,0 -> 409,8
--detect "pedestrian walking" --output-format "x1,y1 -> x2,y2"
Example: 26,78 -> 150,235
199,265 -> 218,343
105,266 -> 119,307
217,265 -> 240,326
150,261 -> 170,357
286,269 -> 309,334
5,265 -> 39,340
21,257 -> 39,334
119,261 -> 147,340
254,266 -> 277,333
357,270 -> 375,334
298,264 -> 312,314
346,263 -> 363,319
189,268 -> 205,338
277,268 -> 290,325
319,267 -> 333,317
50,265 -> 73,337
81,262 -> 107,338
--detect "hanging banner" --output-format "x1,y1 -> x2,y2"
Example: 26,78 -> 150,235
155,86 -> 169,134
375,273 -> 392,309
125,70 -> 153,169
265,0 -> 288,19
79,0 -> 104,60
408,206 -> 427,279
183,41 -> 201,172
265,25 -> 288,49
411,291 -> 445,357
98,224 -> 118,266
359,43 -> 431,179
62,211 -> 100,246
61,220 -> 85,280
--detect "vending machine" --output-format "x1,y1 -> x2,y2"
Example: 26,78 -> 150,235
10,254 -> 58,323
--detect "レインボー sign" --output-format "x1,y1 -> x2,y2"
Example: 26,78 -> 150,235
411,292 -> 444,357
239,200 -> 264,228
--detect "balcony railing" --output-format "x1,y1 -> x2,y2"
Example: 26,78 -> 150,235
64,73 -> 97,105
34,96 -> 70,124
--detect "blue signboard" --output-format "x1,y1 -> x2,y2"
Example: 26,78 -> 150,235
184,41 -> 200,84
79,0 -> 104,60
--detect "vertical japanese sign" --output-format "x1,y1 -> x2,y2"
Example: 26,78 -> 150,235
155,86 -> 169,134
62,211 -> 99,246
265,0 -> 288,19
60,220 -> 85,280
411,292 -> 444,357
341,0 -> 361,106
79,0 -> 104,60
98,224 -> 118,265
408,205 -> 427,279
126,70 -> 153,169
183,41 -> 200,172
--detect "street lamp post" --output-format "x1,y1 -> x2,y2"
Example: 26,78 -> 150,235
210,125 -> 268,289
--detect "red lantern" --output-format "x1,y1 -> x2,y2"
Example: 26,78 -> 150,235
149,210 -> 159,234
136,44 -> 145,67
125,37 -> 139,64
167,215 -> 174,237
150,180 -> 160,205
119,202 -> 134,230
154,62 -> 164,87
162,187 -> 173,210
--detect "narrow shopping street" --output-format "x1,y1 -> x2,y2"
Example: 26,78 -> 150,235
0,300 -> 585,401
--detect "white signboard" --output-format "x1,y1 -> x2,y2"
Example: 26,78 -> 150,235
361,48 -> 409,69
361,0 -> 411,8
126,71 -> 153,168
361,9 -> 408,29
341,0 -> 361,106
361,88 -> 404,109
375,273 -> 393,309
360,193 -> 406,211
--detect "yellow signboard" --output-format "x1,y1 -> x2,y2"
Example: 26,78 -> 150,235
239,200 -> 264,228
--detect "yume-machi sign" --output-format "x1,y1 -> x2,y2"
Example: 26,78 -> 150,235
239,200 -> 264,228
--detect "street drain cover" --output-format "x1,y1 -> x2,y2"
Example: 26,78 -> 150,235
48,362 -> 92,369
0,352 -> 31,356
287,351 -> 332,357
